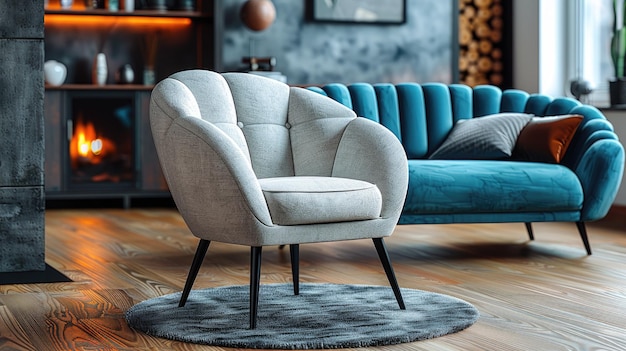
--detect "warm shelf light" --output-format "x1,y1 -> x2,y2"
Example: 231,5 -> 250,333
45,14 -> 192,27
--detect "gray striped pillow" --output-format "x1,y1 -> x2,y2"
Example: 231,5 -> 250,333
429,113 -> 533,160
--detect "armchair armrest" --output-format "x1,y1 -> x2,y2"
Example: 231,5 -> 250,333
287,87 -> 408,221
332,117 -> 409,220
156,115 -> 274,241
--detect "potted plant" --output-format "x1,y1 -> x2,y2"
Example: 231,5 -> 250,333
610,0 -> 626,106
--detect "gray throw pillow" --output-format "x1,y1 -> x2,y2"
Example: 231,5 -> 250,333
429,113 -> 533,160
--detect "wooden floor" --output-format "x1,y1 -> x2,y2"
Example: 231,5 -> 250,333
1,208 -> 626,350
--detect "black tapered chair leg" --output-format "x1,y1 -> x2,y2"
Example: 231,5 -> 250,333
372,238 -> 405,310
525,222 -> 534,241
250,246 -> 263,329
290,244 -> 300,295
179,239 -> 211,307
576,221 -> 592,255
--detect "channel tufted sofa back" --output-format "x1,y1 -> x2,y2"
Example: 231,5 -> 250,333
309,83 -> 617,173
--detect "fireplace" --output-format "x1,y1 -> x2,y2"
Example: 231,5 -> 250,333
67,92 -> 136,190
67,92 -> 135,190
44,87 -> 170,207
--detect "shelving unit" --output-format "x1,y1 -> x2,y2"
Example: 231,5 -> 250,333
44,9 -> 209,17
43,0 -> 220,207
45,84 -> 154,90
44,2 -> 216,81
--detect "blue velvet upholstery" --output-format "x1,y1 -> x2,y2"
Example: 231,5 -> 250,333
309,83 -> 625,249
405,160 -> 582,215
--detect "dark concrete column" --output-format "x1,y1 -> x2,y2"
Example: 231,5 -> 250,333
0,3 -> 45,272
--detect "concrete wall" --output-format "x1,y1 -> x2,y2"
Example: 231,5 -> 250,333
0,3 -> 45,272
221,0 -> 456,85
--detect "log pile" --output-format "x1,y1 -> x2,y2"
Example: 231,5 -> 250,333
459,0 -> 506,87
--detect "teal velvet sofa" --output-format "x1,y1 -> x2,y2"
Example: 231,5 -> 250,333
308,82 -> 625,254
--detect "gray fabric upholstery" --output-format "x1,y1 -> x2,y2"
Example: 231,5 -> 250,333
149,70 -> 408,246
223,73 -> 293,178
259,177 -> 382,225
429,113 -> 533,160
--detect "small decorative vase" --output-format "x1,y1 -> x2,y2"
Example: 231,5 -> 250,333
84,0 -> 102,8
60,0 -> 73,9
93,53 -> 108,86
143,66 -> 155,85
107,0 -> 119,11
116,64 -> 135,84
124,0 -> 134,12
44,60 -> 67,86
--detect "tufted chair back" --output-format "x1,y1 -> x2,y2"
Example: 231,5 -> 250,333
221,73 -> 293,178
151,70 -> 360,180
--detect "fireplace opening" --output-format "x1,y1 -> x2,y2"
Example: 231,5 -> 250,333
67,93 -> 136,190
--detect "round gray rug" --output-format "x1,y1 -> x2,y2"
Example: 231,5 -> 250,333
125,283 -> 479,349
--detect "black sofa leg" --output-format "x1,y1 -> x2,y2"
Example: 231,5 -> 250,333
576,221 -> 592,255
373,238 -> 406,310
250,246 -> 263,329
525,222 -> 534,241
290,244 -> 300,295
179,239 -> 211,307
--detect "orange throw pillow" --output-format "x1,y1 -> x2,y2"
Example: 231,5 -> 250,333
514,114 -> 583,163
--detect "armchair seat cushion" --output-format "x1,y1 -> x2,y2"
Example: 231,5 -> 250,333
259,176 -> 382,225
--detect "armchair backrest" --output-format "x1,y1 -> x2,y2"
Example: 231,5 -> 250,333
222,73 -> 361,178
151,70 -> 359,181
221,73 -> 293,178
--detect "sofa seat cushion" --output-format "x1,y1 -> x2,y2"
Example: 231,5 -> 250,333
259,176 -> 382,225
404,160 -> 583,215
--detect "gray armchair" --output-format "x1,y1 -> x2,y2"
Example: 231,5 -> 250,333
149,70 -> 409,329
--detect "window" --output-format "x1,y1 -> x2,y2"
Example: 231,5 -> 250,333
571,0 -> 613,106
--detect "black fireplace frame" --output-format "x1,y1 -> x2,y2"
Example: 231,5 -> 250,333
44,87 -> 170,208
63,90 -> 138,192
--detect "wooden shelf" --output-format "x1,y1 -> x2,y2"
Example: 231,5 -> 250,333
45,84 -> 154,91
44,9 -> 210,19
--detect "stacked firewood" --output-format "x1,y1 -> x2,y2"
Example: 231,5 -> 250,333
459,0 -> 505,87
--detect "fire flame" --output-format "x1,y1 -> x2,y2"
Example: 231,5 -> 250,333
70,119 -> 115,165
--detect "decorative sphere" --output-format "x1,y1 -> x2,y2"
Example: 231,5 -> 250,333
240,0 -> 276,31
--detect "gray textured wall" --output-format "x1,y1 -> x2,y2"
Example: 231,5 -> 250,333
0,3 -> 45,272
222,0 -> 455,85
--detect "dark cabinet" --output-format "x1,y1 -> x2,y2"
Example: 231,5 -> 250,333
43,0 -> 220,206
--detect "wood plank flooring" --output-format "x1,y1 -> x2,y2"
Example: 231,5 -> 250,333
1,208 -> 626,350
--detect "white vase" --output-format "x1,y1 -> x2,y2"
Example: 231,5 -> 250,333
44,60 -> 67,86
116,64 -> 135,84
60,0 -> 73,9
93,53 -> 108,86
124,0 -> 134,12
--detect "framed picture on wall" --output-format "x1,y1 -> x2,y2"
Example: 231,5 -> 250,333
312,0 -> 406,24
